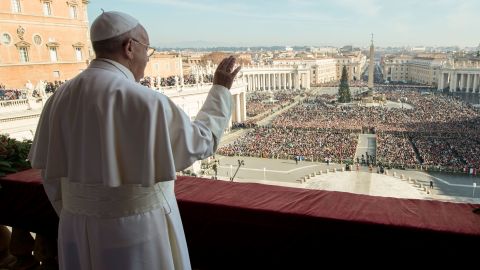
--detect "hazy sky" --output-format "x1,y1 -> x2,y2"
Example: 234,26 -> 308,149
88,0 -> 479,48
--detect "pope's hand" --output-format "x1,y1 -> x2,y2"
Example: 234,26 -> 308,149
213,56 -> 241,89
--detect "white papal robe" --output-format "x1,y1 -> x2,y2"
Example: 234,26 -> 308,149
28,58 -> 232,270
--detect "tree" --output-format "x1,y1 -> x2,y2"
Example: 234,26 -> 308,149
338,66 -> 351,103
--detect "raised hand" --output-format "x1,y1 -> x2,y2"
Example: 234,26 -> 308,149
213,56 -> 242,89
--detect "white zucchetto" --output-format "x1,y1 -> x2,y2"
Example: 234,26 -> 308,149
90,11 -> 139,42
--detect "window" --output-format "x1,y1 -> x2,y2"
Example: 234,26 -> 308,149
53,71 -> 60,78
2,33 -> 11,45
69,5 -> 78,19
43,1 -> 52,16
19,47 -> 29,63
49,47 -> 58,62
33,35 -> 42,45
11,0 -> 21,13
75,47 -> 82,61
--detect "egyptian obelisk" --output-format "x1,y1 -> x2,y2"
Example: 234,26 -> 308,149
368,34 -> 375,90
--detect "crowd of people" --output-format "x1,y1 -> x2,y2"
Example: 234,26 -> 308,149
140,74 -> 215,88
219,87 -> 480,172
245,90 -> 298,117
0,80 -> 64,101
217,126 -> 357,162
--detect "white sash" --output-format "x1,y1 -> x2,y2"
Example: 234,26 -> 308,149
61,179 -> 171,218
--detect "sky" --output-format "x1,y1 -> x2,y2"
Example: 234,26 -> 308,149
88,0 -> 479,48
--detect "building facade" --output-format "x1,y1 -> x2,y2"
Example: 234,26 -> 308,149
335,52 -> 367,83
381,54 -> 447,86
438,57 -> 480,92
144,53 -> 183,80
272,58 -> 337,86
0,0 -> 91,89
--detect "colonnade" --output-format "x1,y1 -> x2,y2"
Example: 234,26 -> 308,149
240,65 -> 310,92
438,70 -> 480,92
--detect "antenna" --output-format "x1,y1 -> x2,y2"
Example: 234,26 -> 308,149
371,33 -> 374,45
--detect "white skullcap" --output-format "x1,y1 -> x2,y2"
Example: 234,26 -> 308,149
90,11 -> 139,42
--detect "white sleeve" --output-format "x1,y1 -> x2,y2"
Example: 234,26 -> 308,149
41,170 -> 62,216
168,84 -> 232,171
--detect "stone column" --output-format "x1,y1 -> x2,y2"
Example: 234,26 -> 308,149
272,74 -> 276,90
231,95 -> 237,123
227,112 -> 232,131
473,73 -> 479,92
263,74 -> 266,90
466,74 -> 472,92
240,92 -> 247,122
235,94 -> 241,122
449,72 -> 454,92
264,74 -> 267,90
289,73 -> 293,90
280,73 -> 286,90
452,73 -> 456,92
257,74 -> 260,91
266,73 -> 270,90
295,73 -> 300,89
460,73 -> 465,91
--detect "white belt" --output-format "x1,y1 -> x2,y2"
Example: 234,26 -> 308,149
61,179 -> 172,218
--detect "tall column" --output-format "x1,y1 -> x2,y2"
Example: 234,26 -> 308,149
438,72 -> 443,91
449,72 -> 454,92
235,94 -> 241,122
473,73 -> 479,92
279,74 -> 282,90
263,74 -> 266,90
251,75 -> 254,91
466,74 -> 472,92
289,73 -> 292,89
240,92 -> 247,122
231,95 -> 237,123
267,73 -> 271,90
460,73 -> 465,91
258,74 -> 261,90
258,74 -> 262,90
273,74 -> 276,90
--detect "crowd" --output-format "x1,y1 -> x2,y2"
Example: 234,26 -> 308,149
219,88 -> 480,172
140,74 -> 215,89
217,127 -> 357,162
246,90 -> 298,117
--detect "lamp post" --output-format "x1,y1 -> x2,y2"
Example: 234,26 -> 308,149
230,159 -> 245,182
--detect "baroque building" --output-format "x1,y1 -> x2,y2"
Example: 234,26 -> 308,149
0,0 -> 91,88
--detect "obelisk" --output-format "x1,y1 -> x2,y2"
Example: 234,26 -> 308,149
368,34 -> 375,90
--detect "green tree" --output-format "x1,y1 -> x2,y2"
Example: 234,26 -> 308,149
338,66 -> 351,103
